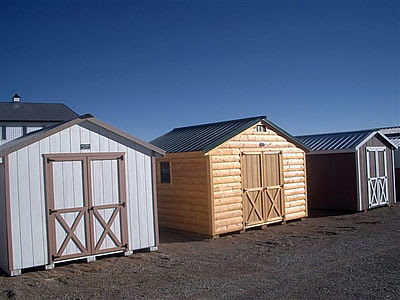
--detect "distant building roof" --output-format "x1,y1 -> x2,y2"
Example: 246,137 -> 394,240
0,114 -> 165,156
379,126 -> 400,147
150,116 -> 309,153
0,102 -> 78,122
297,129 -> 397,153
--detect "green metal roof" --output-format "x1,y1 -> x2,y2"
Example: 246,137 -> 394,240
150,116 -> 309,153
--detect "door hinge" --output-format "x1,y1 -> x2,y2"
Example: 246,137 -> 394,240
49,209 -> 58,214
47,158 -> 55,164
119,155 -> 124,161
52,255 -> 60,260
119,202 -> 126,207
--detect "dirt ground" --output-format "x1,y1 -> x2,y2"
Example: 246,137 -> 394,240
0,205 -> 399,299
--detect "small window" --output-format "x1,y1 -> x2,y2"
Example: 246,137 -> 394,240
1,127 -> 6,140
160,161 -> 171,184
256,125 -> 266,132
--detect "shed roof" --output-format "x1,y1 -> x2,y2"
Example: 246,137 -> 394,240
0,102 -> 78,122
0,114 -> 165,156
297,129 -> 397,153
150,116 -> 309,153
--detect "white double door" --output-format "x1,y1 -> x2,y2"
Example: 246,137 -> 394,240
366,147 -> 389,208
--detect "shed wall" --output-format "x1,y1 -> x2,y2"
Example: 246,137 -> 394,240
358,135 -> 395,210
0,162 -> 8,271
7,123 -> 156,270
208,122 -> 307,235
155,152 -> 211,235
306,153 -> 358,211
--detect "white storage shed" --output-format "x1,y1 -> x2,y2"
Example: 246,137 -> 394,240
0,114 -> 165,276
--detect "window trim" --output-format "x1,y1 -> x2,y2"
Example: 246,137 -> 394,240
1,126 -> 6,140
256,124 -> 267,132
159,161 -> 172,184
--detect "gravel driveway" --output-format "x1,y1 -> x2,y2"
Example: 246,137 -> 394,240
1,205 -> 399,299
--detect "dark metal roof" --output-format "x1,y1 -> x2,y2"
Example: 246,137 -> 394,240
296,128 -> 399,152
297,130 -> 374,151
150,116 -> 309,153
0,102 -> 78,122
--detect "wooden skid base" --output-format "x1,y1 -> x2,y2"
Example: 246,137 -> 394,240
45,264 -> 55,270
149,246 -> 158,252
86,256 -> 96,263
9,269 -> 21,277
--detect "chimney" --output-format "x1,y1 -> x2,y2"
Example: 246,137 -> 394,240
12,94 -> 21,103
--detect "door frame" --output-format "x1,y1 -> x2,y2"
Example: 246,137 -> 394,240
366,147 -> 389,209
241,151 -> 285,229
44,152 -> 128,264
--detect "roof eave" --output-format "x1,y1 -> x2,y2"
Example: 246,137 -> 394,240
355,131 -> 398,150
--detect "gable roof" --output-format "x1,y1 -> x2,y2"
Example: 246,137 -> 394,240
297,129 -> 398,153
0,114 -> 165,156
150,116 -> 309,153
0,102 -> 78,122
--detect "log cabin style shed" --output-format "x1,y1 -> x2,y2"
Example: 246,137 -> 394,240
297,130 -> 397,211
150,116 -> 310,237
0,114 -> 165,276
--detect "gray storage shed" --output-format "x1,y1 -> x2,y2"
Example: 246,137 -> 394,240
297,130 -> 397,211
0,114 -> 164,276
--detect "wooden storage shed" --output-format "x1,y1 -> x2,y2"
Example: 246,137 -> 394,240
150,116 -> 309,237
0,114 -> 165,276
297,130 -> 397,211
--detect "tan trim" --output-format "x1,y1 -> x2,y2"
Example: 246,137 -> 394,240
0,115 -> 165,157
86,118 -> 165,155
151,157 -> 159,246
4,155 -> 13,272
206,155 -> 216,236
303,151 -> 308,217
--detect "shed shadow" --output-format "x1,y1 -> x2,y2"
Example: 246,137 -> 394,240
308,209 -> 354,218
159,228 -> 208,244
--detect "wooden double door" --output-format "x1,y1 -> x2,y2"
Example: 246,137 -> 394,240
241,152 -> 285,228
45,153 -> 128,263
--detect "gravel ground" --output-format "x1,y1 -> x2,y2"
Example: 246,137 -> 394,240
0,205 -> 399,299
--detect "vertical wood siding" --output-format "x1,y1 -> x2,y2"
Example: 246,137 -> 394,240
7,123 -> 155,270
0,127 -> 23,146
0,163 -> 8,271
306,153 -> 358,211
208,122 -> 307,235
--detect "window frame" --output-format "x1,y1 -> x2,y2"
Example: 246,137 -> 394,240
159,161 -> 172,184
1,126 -> 6,140
256,124 -> 267,132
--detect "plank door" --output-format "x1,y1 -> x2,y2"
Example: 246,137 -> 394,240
263,152 -> 284,223
88,155 -> 128,254
366,147 -> 389,208
45,156 -> 91,263
242,153 -> 265,227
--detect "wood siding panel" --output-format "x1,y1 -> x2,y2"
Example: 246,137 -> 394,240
306,153 -> 358,210
209,122 -> 307,235
7,123 -> 156,270
155,152 -> 211,236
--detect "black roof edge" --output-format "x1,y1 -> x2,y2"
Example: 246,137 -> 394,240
173,115 -> 267,131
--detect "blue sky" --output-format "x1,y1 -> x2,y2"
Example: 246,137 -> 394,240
0,0 -> 398,141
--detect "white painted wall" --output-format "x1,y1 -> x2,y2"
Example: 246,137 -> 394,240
6,122 -> 156,270
0,162 -> 8,271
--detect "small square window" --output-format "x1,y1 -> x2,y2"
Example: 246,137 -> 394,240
1,127 -> 6,140
160,161 -> 171,184
256,125 -> 266,132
